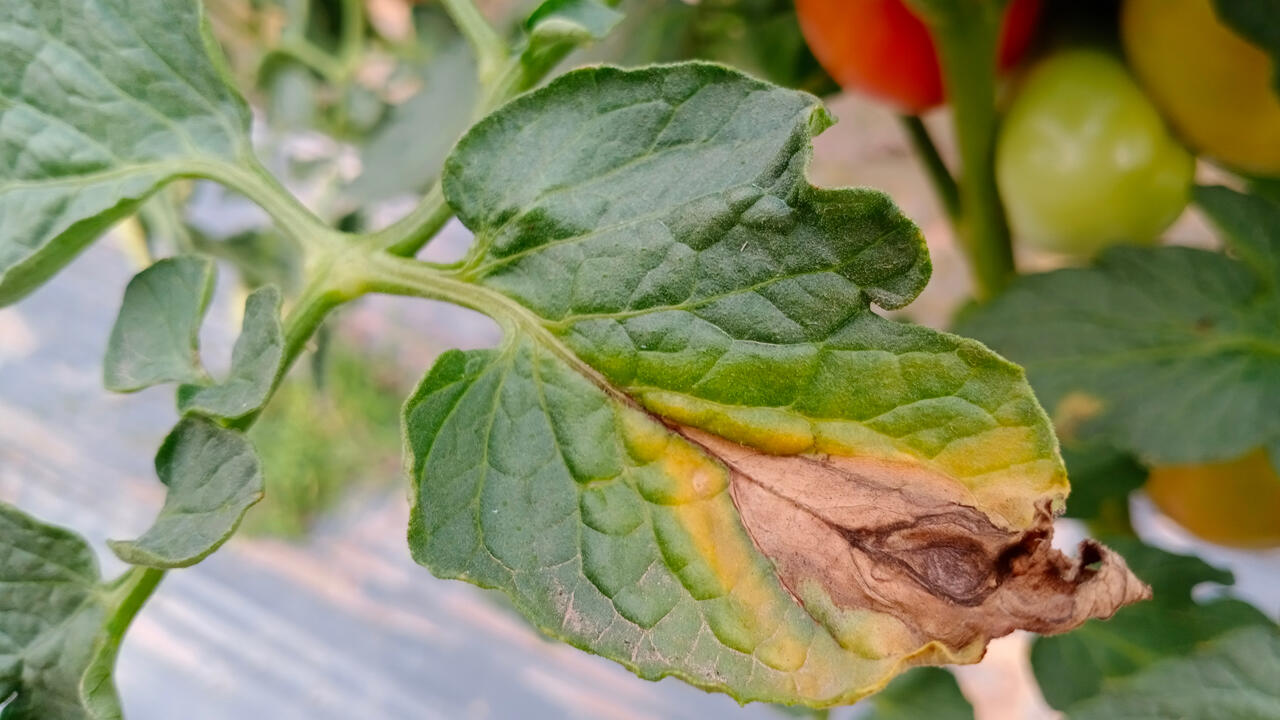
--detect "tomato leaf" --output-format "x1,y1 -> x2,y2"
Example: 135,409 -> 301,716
178,285 -> 284,420
1031,539 -> 1273,711
1066,625 -> 1280,720
521,0 -> 624,78
955,187 -> 1280,467
0,502 -> 158,719
1212,0 -> 1280,94
0,0 -> 254,305
1057,443 -> 1146,521
103,256 -> 216,392
406,63 -> 1150,706
108,417 -> 264,568
864,667 -> 973,720
1196,184 -> 1280,290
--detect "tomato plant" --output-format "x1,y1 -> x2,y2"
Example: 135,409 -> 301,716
996,50 -> 1195,256
794,0 -> 1041,112
1,0 -> 1278,718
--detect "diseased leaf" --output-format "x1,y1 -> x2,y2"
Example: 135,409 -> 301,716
955,187 -> 1280,466
693,427 -> 1148,651
444,64 -> 1075,522
405,338 -> 1146,707
0,502 -> 158,720
412,62 -> 1148,705
103,255 -> 215,392
864,668 -> 972,720
1032,539 -> 1273,712
0,0 -> 252,305
108,416 -> 264,568
178,285 -> 284,420
1067,625 -> 1280,720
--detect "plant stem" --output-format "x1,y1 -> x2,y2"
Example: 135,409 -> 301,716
441,0 -> 508,84
337,0 -> 365,70
899,115 -> 960,222
102,566 -> 166,637
923,8 -> 1016,300
275,39 -> 346,83
367,182 -> 454,256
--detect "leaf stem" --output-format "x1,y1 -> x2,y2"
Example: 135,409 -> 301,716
919,6 -> 1016,300
102,566 -> 166,636
193,157 -> 344,253
899,115 -> 960,221
273,40 -> 346,83
365,182 -> 454,256
441,0 -> 508,84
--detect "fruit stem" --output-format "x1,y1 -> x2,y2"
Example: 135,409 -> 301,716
899,115 -> 961,222
919,5 -> 1017,300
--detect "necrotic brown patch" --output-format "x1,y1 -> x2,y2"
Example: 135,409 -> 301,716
676,427 -> 1151,654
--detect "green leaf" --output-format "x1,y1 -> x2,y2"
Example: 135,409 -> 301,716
406,61 -> 1150,707
521,0 -> 623,77
954,187 -> 1280,466
525,0 -> 623,41
1067,625 -> 1280,720
1196,184 -> 1280,289
864,668 -> 973,720
1032,539 -> 1273,712
103,255 -> 215,392
108,417 -> 264,568
178,285 -> 284,420
0,0 -> 253,305
1212,0 -> 1280,94
104,256 -> 285,420
0,502 -> 160,720
1058,443 -> 1146,522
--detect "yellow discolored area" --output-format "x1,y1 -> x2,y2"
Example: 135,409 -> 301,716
634,389 -> 1066,530
1147,448 -> 1280,549
620,408 -> 811,659
616,405 -> 938,695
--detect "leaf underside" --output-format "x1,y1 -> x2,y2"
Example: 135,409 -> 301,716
108,417 -> 264,568
406,63 -> 1150,707
0,0 -> 251,305
178,284 -> 285,420
103,255 -> 216,392
0,503 -> 125,720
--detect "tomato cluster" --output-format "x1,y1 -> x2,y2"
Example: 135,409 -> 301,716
798,0 -> 1280,548
797,0 -> 1280,258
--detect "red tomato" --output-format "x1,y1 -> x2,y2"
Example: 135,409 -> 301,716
796,0 -> 1042,113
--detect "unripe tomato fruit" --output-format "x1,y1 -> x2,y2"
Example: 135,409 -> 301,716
1122,0 -> 1280,177
996,50 -> 1195,256
1146,448 -> 1280,549
794,0 -> 1043,113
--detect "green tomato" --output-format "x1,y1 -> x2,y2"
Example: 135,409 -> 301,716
996,50 -> 1195,256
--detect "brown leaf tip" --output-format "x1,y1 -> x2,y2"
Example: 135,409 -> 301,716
680,427 -> 1152,658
